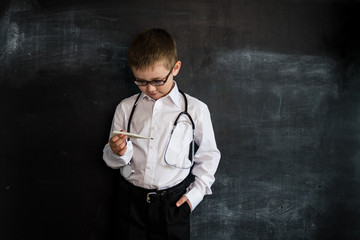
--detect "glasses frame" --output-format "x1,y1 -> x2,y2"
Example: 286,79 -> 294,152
133,64 -> 175,86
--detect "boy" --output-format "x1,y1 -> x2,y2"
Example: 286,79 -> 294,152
103,28 -> 220,240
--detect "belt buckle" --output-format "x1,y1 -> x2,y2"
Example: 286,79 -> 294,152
146,192 -> 157,203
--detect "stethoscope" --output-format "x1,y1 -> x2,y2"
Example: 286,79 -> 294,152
121,90 -> 195,178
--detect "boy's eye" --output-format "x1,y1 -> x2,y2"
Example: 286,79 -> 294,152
134,79 -> 166,86
152,80 -> 163,84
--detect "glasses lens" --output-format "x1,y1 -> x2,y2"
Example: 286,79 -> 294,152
134,80 -> 146,86
150,80 -> 165,86
134,80 -> 165,86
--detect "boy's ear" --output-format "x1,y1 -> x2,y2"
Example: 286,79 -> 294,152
173,61 -> 181,77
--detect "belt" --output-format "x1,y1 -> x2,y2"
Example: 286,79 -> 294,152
118,175 -> 188,204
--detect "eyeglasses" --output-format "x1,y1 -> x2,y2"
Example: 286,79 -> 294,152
133,65 -> 174,86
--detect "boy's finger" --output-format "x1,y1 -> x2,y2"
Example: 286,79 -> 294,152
116,140 -> 127,149
111,130 -> 128,140
110,135 -> 119,143
110,135 -> 127,146
118,146 -> 127,156
176,195 -> 187,207
110,134 -> 126,143
116,134 -> 128,141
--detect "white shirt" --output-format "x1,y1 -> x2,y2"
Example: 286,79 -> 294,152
103,83 -> 220,209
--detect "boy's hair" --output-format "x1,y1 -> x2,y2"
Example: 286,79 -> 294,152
128,28 -> 178,71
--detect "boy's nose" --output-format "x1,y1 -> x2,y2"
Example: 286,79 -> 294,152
146,84 -> 156,91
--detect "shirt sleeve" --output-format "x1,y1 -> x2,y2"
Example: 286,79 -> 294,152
185,104 -> 221,210
102,101 -> 134,169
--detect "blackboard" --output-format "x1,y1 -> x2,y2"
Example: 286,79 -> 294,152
1,0 -> 359,239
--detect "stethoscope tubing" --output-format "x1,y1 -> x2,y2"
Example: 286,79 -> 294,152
128,90 -> 195,169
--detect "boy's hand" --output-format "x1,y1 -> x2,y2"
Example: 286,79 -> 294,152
176,195 -> 192,212
109,130 -> 128,156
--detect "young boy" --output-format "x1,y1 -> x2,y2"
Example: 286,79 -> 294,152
103,28 -> 220,240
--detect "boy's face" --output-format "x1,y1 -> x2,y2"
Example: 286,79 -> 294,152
132,61 -> 181,100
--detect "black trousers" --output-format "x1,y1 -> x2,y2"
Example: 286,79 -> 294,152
113,176 -> 191,240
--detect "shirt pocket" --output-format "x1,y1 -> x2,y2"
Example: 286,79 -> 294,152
165,121 -> 193,168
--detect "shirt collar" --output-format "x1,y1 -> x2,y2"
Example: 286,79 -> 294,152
167,81 -> 182,108
137,81 -> 182,108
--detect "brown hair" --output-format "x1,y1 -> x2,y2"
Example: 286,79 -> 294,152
128,29 -> 177,70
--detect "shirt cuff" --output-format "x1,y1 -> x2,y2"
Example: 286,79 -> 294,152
117,140 -> 133,164
103,141 -> 133,168
185,187 -> 204,210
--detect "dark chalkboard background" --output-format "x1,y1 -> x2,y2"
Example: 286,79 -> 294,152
1,0 -> 359,239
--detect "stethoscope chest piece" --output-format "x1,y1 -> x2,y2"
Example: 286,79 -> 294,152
120,164 -> 134,179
